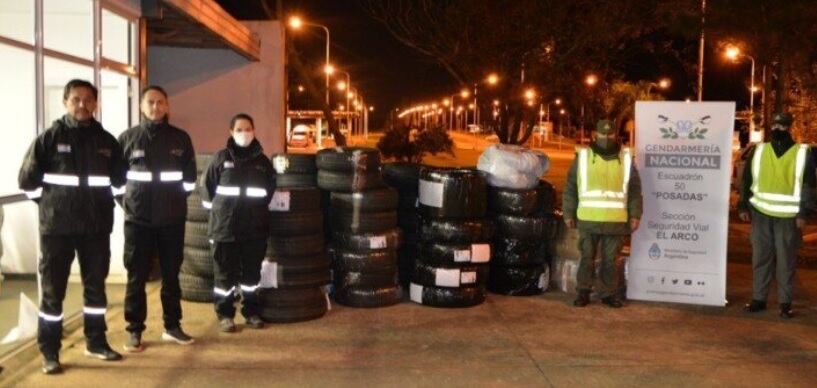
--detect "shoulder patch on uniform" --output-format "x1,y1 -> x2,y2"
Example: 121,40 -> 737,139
57,143 -> 71,153
132,149 -> 145,158
224,161 -> 234,168
170,148 -> 184,157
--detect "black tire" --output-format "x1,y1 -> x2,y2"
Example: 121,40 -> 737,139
183,232 -> 210,250
258,288 -> 328,323
408,282 -> 485,308
330,187 -> 398,213
494,214 -> 549,240
180,272 -> 213,303
491,238 -> 550,266
332,249 -> 397,273
270,153 -> 317,174
382,162 -> 421,193
266,253 -> 331,274
185,220 -> 208,235
182,246 -> 214,277
330,210 -> 398,234
267,234 -> 325,257
334,270 -> 398,289
488,264 -> 550,296
488,186 -> 540,216
274,269 -> 331,289
535,180 -> 556,215
412,262 -> 489,288
419,242 -> 492,265
274,173 -> 317,188
419,218 -> 493,244
397,211 -> 421,233
316,147 -> 381,172
540,211 -> 562,241
418,168 -> 487,219
186,192 -> 208,222
262,255 -> 331,289
268,187 -> 322,212
331,228 -> 402,252
270,211 -> 323,237
397,243 -> 419,287
397,194 -> 419,213
333,285 -> 402,308
317,170 -> 385,192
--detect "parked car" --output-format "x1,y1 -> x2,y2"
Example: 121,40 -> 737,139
288,125 -> 311,148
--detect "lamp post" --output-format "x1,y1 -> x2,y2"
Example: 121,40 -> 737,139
725,45 -> 757,136
336,70 -> 352,136
289,16 -> 331,148
646,78 -> 671,95
581,74 -> 598,145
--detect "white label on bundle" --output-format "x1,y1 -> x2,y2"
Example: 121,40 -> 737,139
435,268 -> 461,287
269,190 -> 291,211
369,235 -> 387,249
259,261 -> 279,288
454,250 -> 472,262
460,271 -> 477,284
418,179 -> 444,208
409,283 -> 423,303
471,244 -> 491,263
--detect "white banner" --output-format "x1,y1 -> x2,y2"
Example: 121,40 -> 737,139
628,101 -> 735,306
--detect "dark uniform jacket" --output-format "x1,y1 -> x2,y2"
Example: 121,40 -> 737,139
200,138 -> 275,242
18,115 -> 127,235
562,143 -> 643,234
118,118 -> 196,226
737,137 -> 816,219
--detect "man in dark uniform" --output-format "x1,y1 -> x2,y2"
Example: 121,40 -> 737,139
563,119 -> 643,308
739,112 -> 815,318
19,79 -> 127,374
118,86 -> 196,352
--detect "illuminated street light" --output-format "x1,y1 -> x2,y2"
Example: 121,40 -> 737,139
524,89 -> 536,100
658,78 -> 671,89
336,81 -> 347,91
347,91 -> 355,99
460,89 -> 470,98
585,74 -> 598,86
723,43 -> 758,134
724,45 -> 740,61
288,16 -> 303,29
554,98 -> 562,105
324,64 -> 335,75
442,99 -> 450,107
486,73 -> 499,85
493,99 -> 500,106
297,85 -> 305,93
369,106 -> 375,112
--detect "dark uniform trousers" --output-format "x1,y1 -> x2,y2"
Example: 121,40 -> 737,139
123,221 -> 184,333
576,231 -> 624,298
38,234 -> 110,356
212,239 -> 266,319
750,209 -> 802,304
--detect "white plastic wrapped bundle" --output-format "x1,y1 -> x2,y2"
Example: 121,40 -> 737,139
476,144 -> 550,189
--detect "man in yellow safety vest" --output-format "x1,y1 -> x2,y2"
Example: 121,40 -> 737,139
563,119 -> 643,308
739,112 -> 815,319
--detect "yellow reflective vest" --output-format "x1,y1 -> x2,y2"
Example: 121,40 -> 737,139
576,147 -> 632,222
749,142 -> 809,218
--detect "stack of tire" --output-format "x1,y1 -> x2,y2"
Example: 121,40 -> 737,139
381,162 -> 422,288
180,154 -> 214,303
487,180 -> 557,296
259,153 -> 330,323
410,168 -> 492,308
317,147 -> 402,308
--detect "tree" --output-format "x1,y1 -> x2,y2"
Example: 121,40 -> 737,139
377,125 -> 454,163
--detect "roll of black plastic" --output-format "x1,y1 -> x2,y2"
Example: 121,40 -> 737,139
412,261 -> 489,288
418,168 -> 487,219
487,264 -> 549,296
420,218 -> 493,244
493,214 -> 549,240
419,241 -> 492,266
332,248 -> 398,273
330,210 -> 398,234
382,162 -> 421,194
330,187 -> 398,213
331,228 -> 402,252
487,181 -> 556,216
408,282 -> 485,308
269,211 -> 323,237
491,238 -> 550,266
333,285 -> 402,308
317,169 -> 385,192
316,147 -> 381,172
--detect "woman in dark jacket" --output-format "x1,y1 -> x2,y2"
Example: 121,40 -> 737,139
200,113 -> 275,332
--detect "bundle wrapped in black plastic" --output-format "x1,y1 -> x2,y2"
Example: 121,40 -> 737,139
330,210 -> 398,234
331,228 -> 402,252
329,187 -> 398,213
382,162 -> 421,194
408,283 -> 486,308
491,237 -> 550,266
488,181 -> 556,216
420,218 -> 493,243
413,261 -> 490,288
270,153 -> 319,188
494,214 -> 550,240
418,168 -> 487,219
419,241 -> 492,265
316,146 -> 381,172
258,288 -> 329,323
488,264 -> 550,296
333,285 -> 402,308
334,270 -> 399,289
331,248 -> 398,273
317,169 -> 385,192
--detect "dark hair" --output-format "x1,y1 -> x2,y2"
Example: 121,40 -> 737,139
141,85 -> 168,101
63,79 -> 98,101
230,113 -> 255,130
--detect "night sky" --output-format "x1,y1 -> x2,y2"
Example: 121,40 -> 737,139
216,0 -> 752,129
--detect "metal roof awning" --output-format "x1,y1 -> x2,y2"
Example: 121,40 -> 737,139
142,0 -> 260,61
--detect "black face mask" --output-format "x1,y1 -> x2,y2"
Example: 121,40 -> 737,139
594,137 -> 616,151
771,129 -> 790,142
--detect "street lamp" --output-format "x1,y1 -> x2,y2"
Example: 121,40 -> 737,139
486,73 -> 499,86
288,15 -> 331,148
724,44 -> 757,135
582,73 -> 598,144
647,77 -> 671,95
335,70 -> 353,135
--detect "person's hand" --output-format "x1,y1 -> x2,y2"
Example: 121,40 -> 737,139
796,218 -> 806,229
565,218 -> 576,229
739,211 -> 750,222
630,218 -> 640,232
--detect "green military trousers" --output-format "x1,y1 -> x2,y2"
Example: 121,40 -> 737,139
750,209 -> 802,304
576,231 -> 624,297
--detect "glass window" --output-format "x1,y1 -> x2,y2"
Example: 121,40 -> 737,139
102,9 -> 130,65
100,69 -> 130,137
43,56 -> 94,126
44,0 -> 92,60
0,43 -> 36,197
0,0 -> 34,44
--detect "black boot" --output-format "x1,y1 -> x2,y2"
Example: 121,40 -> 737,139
601,296 -> 623,308
573,290 -> 590,307
743,299 -> 767,313
779,303 -> 793,319
41,354 -> 62,375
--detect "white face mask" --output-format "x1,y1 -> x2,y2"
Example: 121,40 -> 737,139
232,131 -> 254,147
